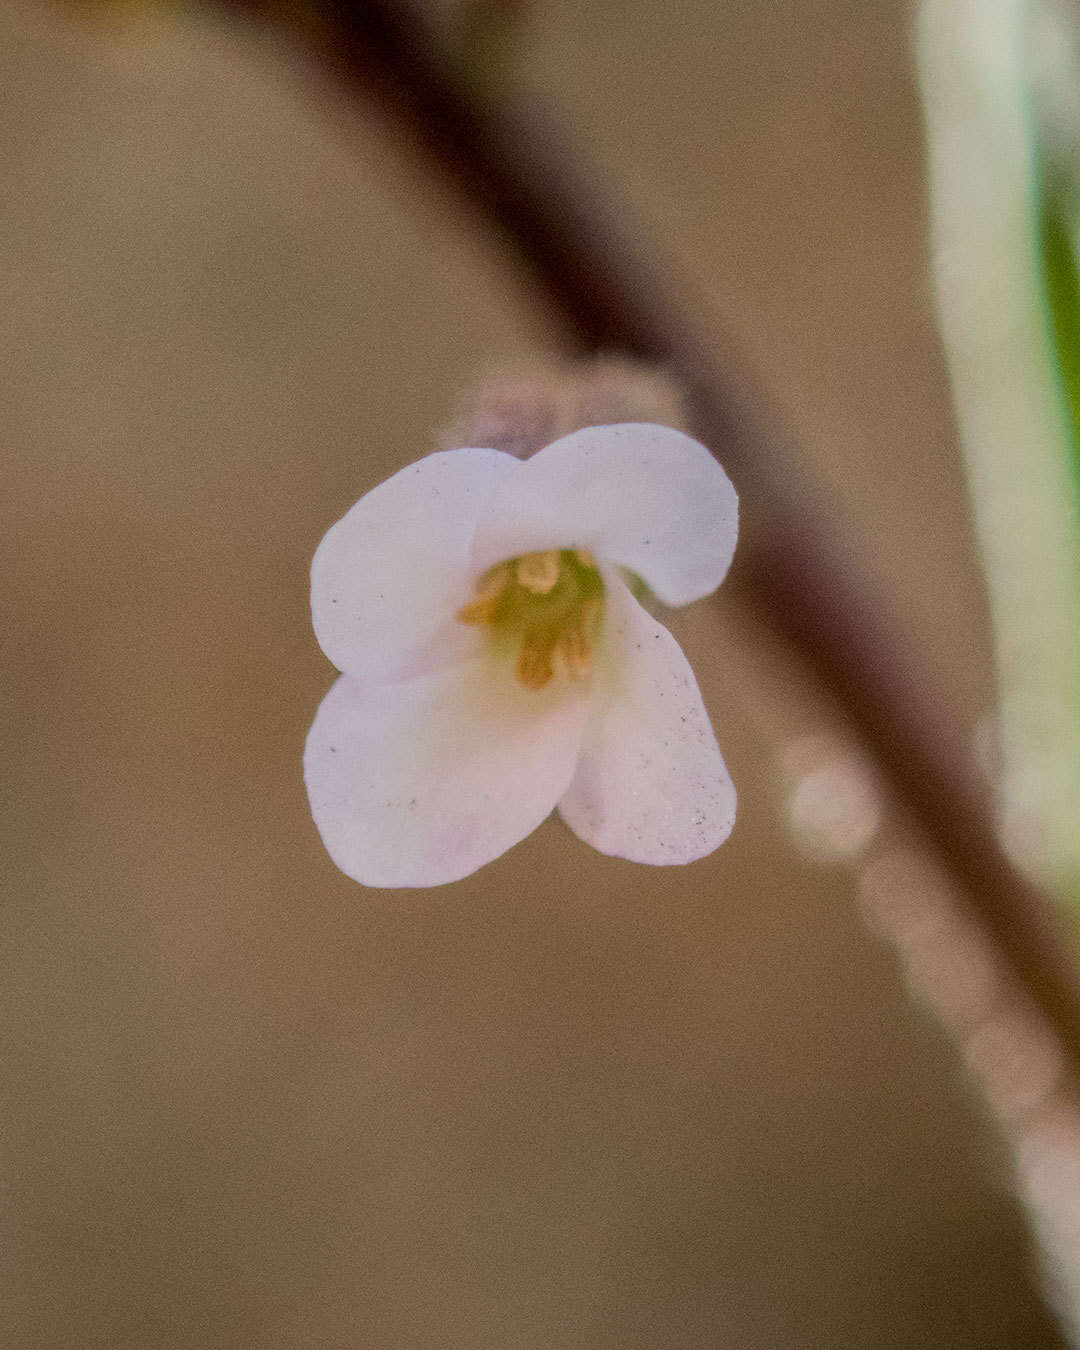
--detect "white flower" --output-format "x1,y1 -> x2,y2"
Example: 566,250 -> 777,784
304,422 -> 738,887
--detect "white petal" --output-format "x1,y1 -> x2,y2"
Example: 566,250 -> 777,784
471,423 -> 738,606
311,447 -> 521,684
304,661 -> 589,888
557,575 -> 736,864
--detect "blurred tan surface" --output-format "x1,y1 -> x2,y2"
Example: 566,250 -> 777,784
0,0 -> 1067,1346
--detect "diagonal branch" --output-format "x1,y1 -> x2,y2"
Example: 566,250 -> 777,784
244,0 -> 1080,1068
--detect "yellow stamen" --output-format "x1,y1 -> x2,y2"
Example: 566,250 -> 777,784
553,622 -> 592,681
457,594 -> 498,625
456,563 -> 511,625
516,631 -> 555,690
554,595 -> 601,681
516,550 -> 560,594
580,594 -> 602,631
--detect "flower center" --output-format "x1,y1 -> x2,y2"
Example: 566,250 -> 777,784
457,549 -> 604,690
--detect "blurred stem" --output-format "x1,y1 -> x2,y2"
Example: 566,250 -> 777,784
1040,187 -> 1080,528
236,0 -> 1080,1069
1037,185 -> 1080,913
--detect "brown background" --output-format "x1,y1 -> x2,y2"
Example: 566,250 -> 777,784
1,0 -> 1067,1345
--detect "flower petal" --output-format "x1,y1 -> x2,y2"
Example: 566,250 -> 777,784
471,423 -> 738,606
304,661 -> 589,888
311,447 -> 521,685
557,575 -> 736,864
